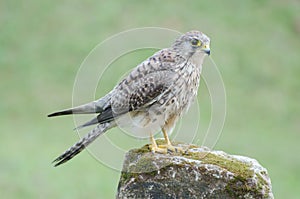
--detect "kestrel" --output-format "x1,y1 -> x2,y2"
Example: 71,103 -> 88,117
48,30 -> 211,166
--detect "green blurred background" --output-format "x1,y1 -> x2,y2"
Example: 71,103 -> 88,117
1,0 -> 300,198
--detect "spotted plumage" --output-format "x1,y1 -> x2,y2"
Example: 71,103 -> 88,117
48,30 -> 211,166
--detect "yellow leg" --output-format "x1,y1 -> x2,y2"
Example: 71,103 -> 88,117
158,128 -> 184,153
162,128 -> 172,146
150,132 -> 158,149
149,129 -> 184,154
149,132 -> 167,153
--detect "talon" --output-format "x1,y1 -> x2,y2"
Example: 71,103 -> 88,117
149,130 -> 184,154
149,144 -> 168,154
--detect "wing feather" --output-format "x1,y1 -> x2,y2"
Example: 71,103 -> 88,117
75,49 -> 185,128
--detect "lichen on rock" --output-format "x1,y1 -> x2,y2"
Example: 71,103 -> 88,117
116,140 -> 274,199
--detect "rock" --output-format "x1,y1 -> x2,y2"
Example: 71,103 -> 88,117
116,140 -> 274,199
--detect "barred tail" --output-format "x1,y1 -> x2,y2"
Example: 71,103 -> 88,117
52,122 -> 114,167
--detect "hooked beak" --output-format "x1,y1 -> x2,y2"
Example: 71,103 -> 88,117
202,44 -> 210,55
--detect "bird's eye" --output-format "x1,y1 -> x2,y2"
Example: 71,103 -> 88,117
191,38 -> 201,46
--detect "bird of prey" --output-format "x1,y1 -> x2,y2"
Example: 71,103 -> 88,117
48,30 -> 211,167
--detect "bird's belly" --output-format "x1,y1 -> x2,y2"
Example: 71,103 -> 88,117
115,109 -> 166,138
115,74 -> 200,138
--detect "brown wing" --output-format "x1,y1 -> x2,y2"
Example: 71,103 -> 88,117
98,70 -> 177,123
76,48 -> 185,128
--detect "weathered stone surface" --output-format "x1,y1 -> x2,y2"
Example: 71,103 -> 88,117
116,140 -> 274,199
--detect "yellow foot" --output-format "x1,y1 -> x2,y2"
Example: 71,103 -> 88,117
148,144 -> 168,153
148,143 -> 184,154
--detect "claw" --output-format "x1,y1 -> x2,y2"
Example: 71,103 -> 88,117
148,143 -> 184,154
148,130 -> 184,154
149,144 -> 168,154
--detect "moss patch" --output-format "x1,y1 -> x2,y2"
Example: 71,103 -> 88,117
184,151 -> 254,179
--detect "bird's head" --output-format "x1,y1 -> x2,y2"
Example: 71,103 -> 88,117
172,30 -> 211,58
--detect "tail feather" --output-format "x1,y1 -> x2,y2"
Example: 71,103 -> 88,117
74,106 -> 115,130
48,92 -> 113,117
74,117 -> 99,130
53,122 -> 114,167
48,101 -> 103,117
